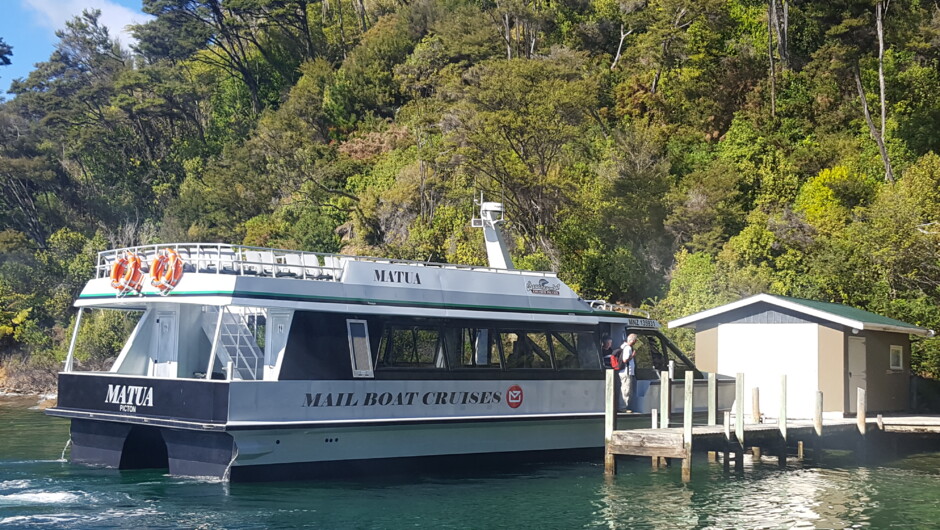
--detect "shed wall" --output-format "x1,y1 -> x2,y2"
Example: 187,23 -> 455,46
862,330 -> 911,412
694,325 -> 718,373
818,325 -> 845,413
716,323 -> 819,419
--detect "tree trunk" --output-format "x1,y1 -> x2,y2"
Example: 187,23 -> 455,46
770,0 -> 788,69
854,65 -> 894,183
610,25 -> 633,70
877,1 -> 888,140
768,2 -> 776,117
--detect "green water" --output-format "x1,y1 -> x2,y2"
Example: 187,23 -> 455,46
3,395 -> 940,528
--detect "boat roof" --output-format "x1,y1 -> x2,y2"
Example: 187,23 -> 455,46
79,243 -> 658,327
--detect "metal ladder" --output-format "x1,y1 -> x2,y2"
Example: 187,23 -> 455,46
202,306 -> 264,380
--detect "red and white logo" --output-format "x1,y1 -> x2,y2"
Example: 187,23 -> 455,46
506,385 -> 523,408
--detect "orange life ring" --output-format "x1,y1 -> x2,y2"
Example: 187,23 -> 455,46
150,248 -> 184,293
110,251 -> 143,294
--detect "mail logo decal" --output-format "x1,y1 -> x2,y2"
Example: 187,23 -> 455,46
506,385 -> 523,408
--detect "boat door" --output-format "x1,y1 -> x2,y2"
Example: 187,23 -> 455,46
150,310 -> 179,378
264,310 -> 293,380
848,336 -> 867,413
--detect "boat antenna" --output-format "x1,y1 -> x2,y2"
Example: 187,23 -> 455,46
471,193 -> 514,269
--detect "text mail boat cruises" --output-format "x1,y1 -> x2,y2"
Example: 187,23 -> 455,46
47,202 -> 732,480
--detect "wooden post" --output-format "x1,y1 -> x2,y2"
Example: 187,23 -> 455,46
660,371 -> 670,429
735,373 -> 744,448
682,372 -> 693,482
723,411 -> 731,472
751,387 -> 762,459
707,372 -> 717,463
605,369 -> 617,475
857,387 -> 867,461
752,387 -> 761,424
708,372 -> 717,426
778,375 -> 787,467
857,387 -> 867,435
797,441 -> 804,460
651,409 -> 660,469
814,390 -> 824,462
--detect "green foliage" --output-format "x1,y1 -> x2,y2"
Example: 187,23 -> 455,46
795,166 -> 877,234
5,0 -> 940,381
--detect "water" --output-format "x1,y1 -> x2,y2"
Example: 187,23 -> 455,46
3,395 -> 940,528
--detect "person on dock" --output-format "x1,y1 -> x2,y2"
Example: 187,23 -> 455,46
617,334 -> 638,412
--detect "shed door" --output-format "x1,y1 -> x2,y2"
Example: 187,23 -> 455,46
848,337 -> 867,414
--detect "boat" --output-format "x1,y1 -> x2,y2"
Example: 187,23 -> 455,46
46,201 -> 733,481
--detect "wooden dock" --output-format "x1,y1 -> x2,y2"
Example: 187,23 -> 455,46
604,370 -> 940,481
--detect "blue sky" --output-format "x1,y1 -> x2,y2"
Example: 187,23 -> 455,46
0,0 -> 152,98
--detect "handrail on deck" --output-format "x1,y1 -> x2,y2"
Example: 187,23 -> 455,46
94,243 -> 560,282
586,300 -> 651,318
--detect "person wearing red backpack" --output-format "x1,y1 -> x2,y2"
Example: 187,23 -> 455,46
615,334 -> 638,412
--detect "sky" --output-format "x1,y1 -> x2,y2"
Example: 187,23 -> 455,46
0,0 -> 152,98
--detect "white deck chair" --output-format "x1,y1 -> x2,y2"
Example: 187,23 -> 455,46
322,255 -> 344,280
219,249 -> 237,273
302,254 -> 321,278
283,253 -> 303,277
194,246 -> 217,272
244,251 -> 263,274
259,251 -> 276,276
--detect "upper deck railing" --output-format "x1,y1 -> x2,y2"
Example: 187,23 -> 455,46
95,243 -> 561,282
586,300 -> 651,319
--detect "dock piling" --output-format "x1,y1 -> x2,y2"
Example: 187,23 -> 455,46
682,372 -> 693,482
752,387 -> 761,459
735,373 -> 744,449
778,375 -> 787,467
814,391 -> 824,462
604,369 -> 617,475
857,388 -> 867,461
660,371 -> 670,429
707,373 -> 717,462
651,409 -> 660,469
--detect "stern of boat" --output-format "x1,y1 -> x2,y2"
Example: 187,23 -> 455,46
47,372 -> 234,478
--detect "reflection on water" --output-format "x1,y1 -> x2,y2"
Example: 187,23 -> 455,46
4,396 -> 940,528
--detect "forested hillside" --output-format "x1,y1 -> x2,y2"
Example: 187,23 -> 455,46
1,0 -> 939,387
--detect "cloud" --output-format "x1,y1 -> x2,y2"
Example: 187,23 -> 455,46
21,0 -> 153,49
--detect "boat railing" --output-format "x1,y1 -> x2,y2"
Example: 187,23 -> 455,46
586,300 -> 651,318
95,243 -> 560,282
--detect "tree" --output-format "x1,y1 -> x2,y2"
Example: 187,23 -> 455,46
0,37 -> 11,68
454,51 -> 599,268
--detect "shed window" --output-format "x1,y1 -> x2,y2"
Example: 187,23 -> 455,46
889,345 -> 903,370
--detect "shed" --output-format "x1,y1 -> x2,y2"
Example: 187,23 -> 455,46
668,294 -> 935,419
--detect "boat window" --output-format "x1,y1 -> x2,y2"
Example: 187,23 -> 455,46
501,332 -> 552,369
378,326 -> 445,369
552,332 -> 580,369
552,331 -> 601,369
628,330 -> 695,379
447,327 -> 500,368
576,332 -> 601,369
346,319 -> 374,378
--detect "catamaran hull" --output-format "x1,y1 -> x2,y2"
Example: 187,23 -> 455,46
62,414 -> 660,481
47,372 -> 656,480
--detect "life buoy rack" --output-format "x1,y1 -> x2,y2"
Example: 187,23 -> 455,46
150,248 -> 184,294
109,251 -> 144,295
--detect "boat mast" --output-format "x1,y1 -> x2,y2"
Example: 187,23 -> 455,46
472,197 -> 514,269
